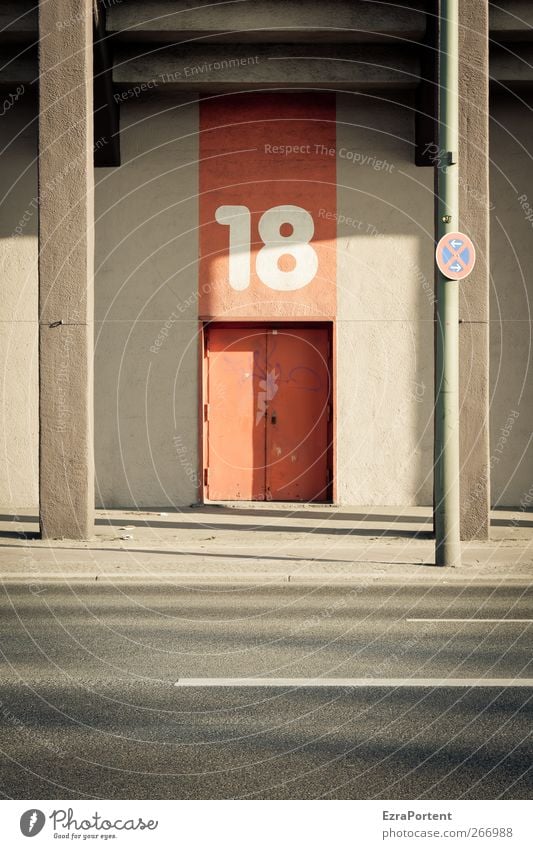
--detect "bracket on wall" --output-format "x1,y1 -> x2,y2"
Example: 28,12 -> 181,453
93,0 -> 120,167
415,0 -> 438,166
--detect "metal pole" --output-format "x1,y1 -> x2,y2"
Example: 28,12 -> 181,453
435,0 -> 461,567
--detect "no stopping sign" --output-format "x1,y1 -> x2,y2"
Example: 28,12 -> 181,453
436,232 -> 476,280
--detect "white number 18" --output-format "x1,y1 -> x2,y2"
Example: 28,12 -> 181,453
215,204 -> 318,291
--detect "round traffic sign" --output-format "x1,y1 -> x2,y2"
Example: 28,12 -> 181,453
436,232 -> 476,280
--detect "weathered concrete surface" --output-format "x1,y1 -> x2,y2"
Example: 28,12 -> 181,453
113,44 -> 420,91
108,0 -> 427,43
5,1 -> 533,45
458,0 -> 490,540
38,0 -> 94,538
6,48 -> 533,89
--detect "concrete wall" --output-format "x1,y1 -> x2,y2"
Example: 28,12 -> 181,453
94,94 -> 199,508
0,99 -> 38,509
489,96 -> 533,507
94,91 -> 435,508
336,94 -> 434,505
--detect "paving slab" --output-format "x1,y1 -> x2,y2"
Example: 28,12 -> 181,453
0,506 -> 530,584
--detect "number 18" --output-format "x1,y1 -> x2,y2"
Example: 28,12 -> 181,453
215,204 -> 319,292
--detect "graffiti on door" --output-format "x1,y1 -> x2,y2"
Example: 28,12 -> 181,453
256,368 -> 279,425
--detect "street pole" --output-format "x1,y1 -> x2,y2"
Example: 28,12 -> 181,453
434,0 -> 462,567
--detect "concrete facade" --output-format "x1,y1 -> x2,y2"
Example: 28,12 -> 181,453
0,2 -> 531,530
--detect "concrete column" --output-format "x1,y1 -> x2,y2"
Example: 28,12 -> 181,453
38,0 -> 94,538
458,0 -> 490,540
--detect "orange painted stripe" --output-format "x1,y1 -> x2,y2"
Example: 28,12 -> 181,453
199,93 -> 336,318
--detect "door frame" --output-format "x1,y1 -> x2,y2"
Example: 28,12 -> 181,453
199,320 -> 336,504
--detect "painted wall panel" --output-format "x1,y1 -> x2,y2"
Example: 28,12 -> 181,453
199,94 -> 336,318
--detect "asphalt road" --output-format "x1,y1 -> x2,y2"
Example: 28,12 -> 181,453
0,582 -> 531,799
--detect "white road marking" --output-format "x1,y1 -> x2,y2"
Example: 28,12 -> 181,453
174,678 -> 533,688
406,618 -> 533,623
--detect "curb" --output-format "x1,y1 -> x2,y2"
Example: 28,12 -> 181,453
1,571 -> 531,586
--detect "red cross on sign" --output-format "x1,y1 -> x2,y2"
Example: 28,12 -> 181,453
436,232 -> 476,280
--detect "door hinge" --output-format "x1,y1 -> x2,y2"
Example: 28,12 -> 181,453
327,404 -> 332,422
204,468 -> 209,486
204,403 -> 209,422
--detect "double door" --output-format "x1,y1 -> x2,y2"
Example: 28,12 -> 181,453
204,325 -> 332,501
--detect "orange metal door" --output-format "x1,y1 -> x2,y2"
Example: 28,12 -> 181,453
265,328 -> 330,501
206,326 -> 266,500
205,325 -> 331,502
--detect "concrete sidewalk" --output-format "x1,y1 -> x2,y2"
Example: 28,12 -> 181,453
0,505 -> 531,584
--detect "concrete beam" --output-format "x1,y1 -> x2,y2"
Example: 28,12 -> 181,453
108,0 -> 428,44
113,44 -> 421,91
458,0 -> 490,540
38,0 -> 94,539
7,0 -> 533,46
5,45 -> 533,90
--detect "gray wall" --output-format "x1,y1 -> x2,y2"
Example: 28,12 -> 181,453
94,94 -> 199,508
336,94 -> 434,505
489,96 -> 533,507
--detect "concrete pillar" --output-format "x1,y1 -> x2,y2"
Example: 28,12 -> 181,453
38,0 -> 94,538
457,0 -> 490,539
